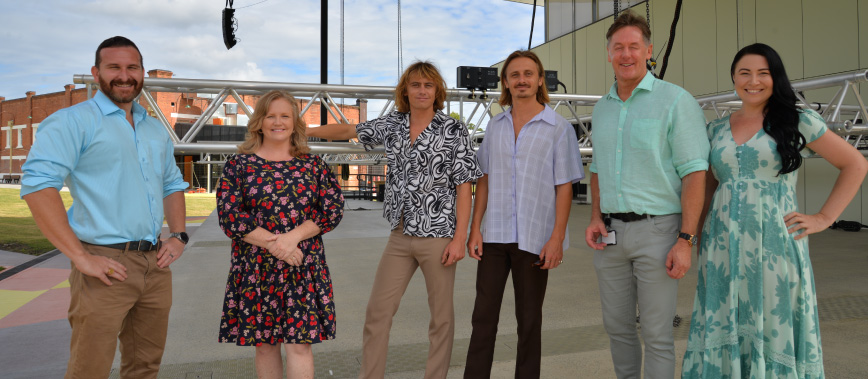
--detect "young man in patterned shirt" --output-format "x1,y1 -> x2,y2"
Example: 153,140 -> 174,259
464,50 -> 584,379
307,61 -> 482,379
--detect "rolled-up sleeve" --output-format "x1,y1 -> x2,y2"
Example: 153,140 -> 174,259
668,92 -> 710,178
20,110 -> 85,197
161,138 -> 189,197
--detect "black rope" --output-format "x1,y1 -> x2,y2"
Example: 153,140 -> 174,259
528,0 -> 538,50
657,0 -> 682,80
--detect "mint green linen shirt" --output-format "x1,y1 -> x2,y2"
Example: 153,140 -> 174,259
589,71 -> 710,215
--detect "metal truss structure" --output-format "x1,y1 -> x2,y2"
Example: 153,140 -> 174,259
73,69 -> 868,166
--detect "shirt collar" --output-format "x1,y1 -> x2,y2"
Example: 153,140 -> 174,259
93,90 -> 146,123
492,104 -> 557,126
606,70 -> 656,100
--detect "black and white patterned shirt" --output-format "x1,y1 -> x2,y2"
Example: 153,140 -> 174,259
356,110 -> 482,238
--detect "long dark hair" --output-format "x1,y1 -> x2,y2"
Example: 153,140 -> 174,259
731,43 -> 805,175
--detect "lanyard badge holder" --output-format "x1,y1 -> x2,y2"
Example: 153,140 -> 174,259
598,216 -> 617,245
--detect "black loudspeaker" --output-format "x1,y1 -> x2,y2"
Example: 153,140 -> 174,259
222,7 -> 238,49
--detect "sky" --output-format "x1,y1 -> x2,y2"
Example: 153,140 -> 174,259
0,0 -> 546,111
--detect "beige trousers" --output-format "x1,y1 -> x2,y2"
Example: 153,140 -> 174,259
358,222 -> 456,379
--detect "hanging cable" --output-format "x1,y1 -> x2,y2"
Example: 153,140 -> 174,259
657,0 -> 683,80
237,0 -> 269,9
528,0 -> 538,50
397,0 -> 403,74
340,0 -> 344,87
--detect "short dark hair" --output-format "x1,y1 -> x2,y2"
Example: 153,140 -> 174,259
95,36 -> 143,67
606,10 -> 651,45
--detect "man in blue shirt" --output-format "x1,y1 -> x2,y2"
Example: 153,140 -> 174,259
21,36 -> 188,379
464,50 -> 584,379
585,11 -> 710,378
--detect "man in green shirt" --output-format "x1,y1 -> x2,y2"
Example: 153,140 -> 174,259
584,11 -> 710,379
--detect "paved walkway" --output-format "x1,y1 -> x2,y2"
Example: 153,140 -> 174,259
1,199 -> 867,378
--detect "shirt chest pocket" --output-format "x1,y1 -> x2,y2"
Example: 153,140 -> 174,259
629,118 -> 663,150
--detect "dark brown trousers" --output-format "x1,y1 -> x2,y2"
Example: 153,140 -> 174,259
464,243 -> 549,379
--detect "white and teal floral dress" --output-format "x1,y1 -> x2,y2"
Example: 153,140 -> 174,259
682,109 -> 827,378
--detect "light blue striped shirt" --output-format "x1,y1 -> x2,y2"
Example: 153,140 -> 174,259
589,71 -> 710,215
478,105 -> 584,255
21,91 -> 188,245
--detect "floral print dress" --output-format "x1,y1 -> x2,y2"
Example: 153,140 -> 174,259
217,153 -> 344,346
682,110 -> 827,378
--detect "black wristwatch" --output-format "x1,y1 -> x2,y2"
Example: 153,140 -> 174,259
170,232 -> 189,245
677,232 -> 697,247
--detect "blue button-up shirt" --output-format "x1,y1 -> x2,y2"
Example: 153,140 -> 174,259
21,91 -> 188,245
589,71 -> 709,215
478,105 -> 584,255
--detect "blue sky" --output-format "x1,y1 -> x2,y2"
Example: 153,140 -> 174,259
0,0 -> 545,102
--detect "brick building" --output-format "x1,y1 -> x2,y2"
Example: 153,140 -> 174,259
0,69 -> 367,183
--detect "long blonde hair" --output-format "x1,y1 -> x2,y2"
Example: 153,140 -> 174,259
394,61 -> 447,113
238,90 -> 310,156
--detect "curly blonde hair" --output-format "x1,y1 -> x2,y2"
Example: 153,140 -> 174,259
238,90 -> 310,156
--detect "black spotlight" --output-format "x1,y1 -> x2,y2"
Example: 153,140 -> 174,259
222,0 -> 238,50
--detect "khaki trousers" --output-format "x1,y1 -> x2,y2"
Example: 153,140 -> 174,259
66,243 -> 172,379
358,222 -> 455,379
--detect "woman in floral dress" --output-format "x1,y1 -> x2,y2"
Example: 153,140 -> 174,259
682,44 -> 867,378
217,90 -> 344,378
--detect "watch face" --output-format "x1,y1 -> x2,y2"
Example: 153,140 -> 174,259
179,232 -> 189,244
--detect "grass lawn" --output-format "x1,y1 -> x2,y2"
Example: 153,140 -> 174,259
0,188 -> 216,256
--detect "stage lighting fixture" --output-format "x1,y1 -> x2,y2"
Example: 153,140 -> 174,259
222,1 -> 238,50
545,70 -> 559,92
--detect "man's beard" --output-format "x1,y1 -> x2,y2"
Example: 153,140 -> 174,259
98,76 -> 142,104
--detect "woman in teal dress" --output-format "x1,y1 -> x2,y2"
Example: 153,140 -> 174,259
682,43 -> 868,378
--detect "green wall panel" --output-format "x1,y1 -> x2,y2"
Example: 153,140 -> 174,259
716,0 -> 739,95
755,0 -> 804,80
682,0 -> 719,96
803,0 -> 859,77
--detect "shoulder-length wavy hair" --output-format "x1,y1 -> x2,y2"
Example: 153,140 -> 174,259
731,43 -> 805,176
394,61 -> 447,113
499,50 -> 550,107
238,90 -> 310,156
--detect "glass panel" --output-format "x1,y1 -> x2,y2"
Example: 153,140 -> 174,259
575,0 -> 593,28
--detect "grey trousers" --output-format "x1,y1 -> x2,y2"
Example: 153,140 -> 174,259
593,214 -> 681,379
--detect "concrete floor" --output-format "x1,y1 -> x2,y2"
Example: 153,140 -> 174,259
1,199 -> 866,378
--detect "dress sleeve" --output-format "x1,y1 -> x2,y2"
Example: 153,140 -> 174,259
310,155 -> 344,234
217,155 -> 258,240
798,109 -> 828,143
